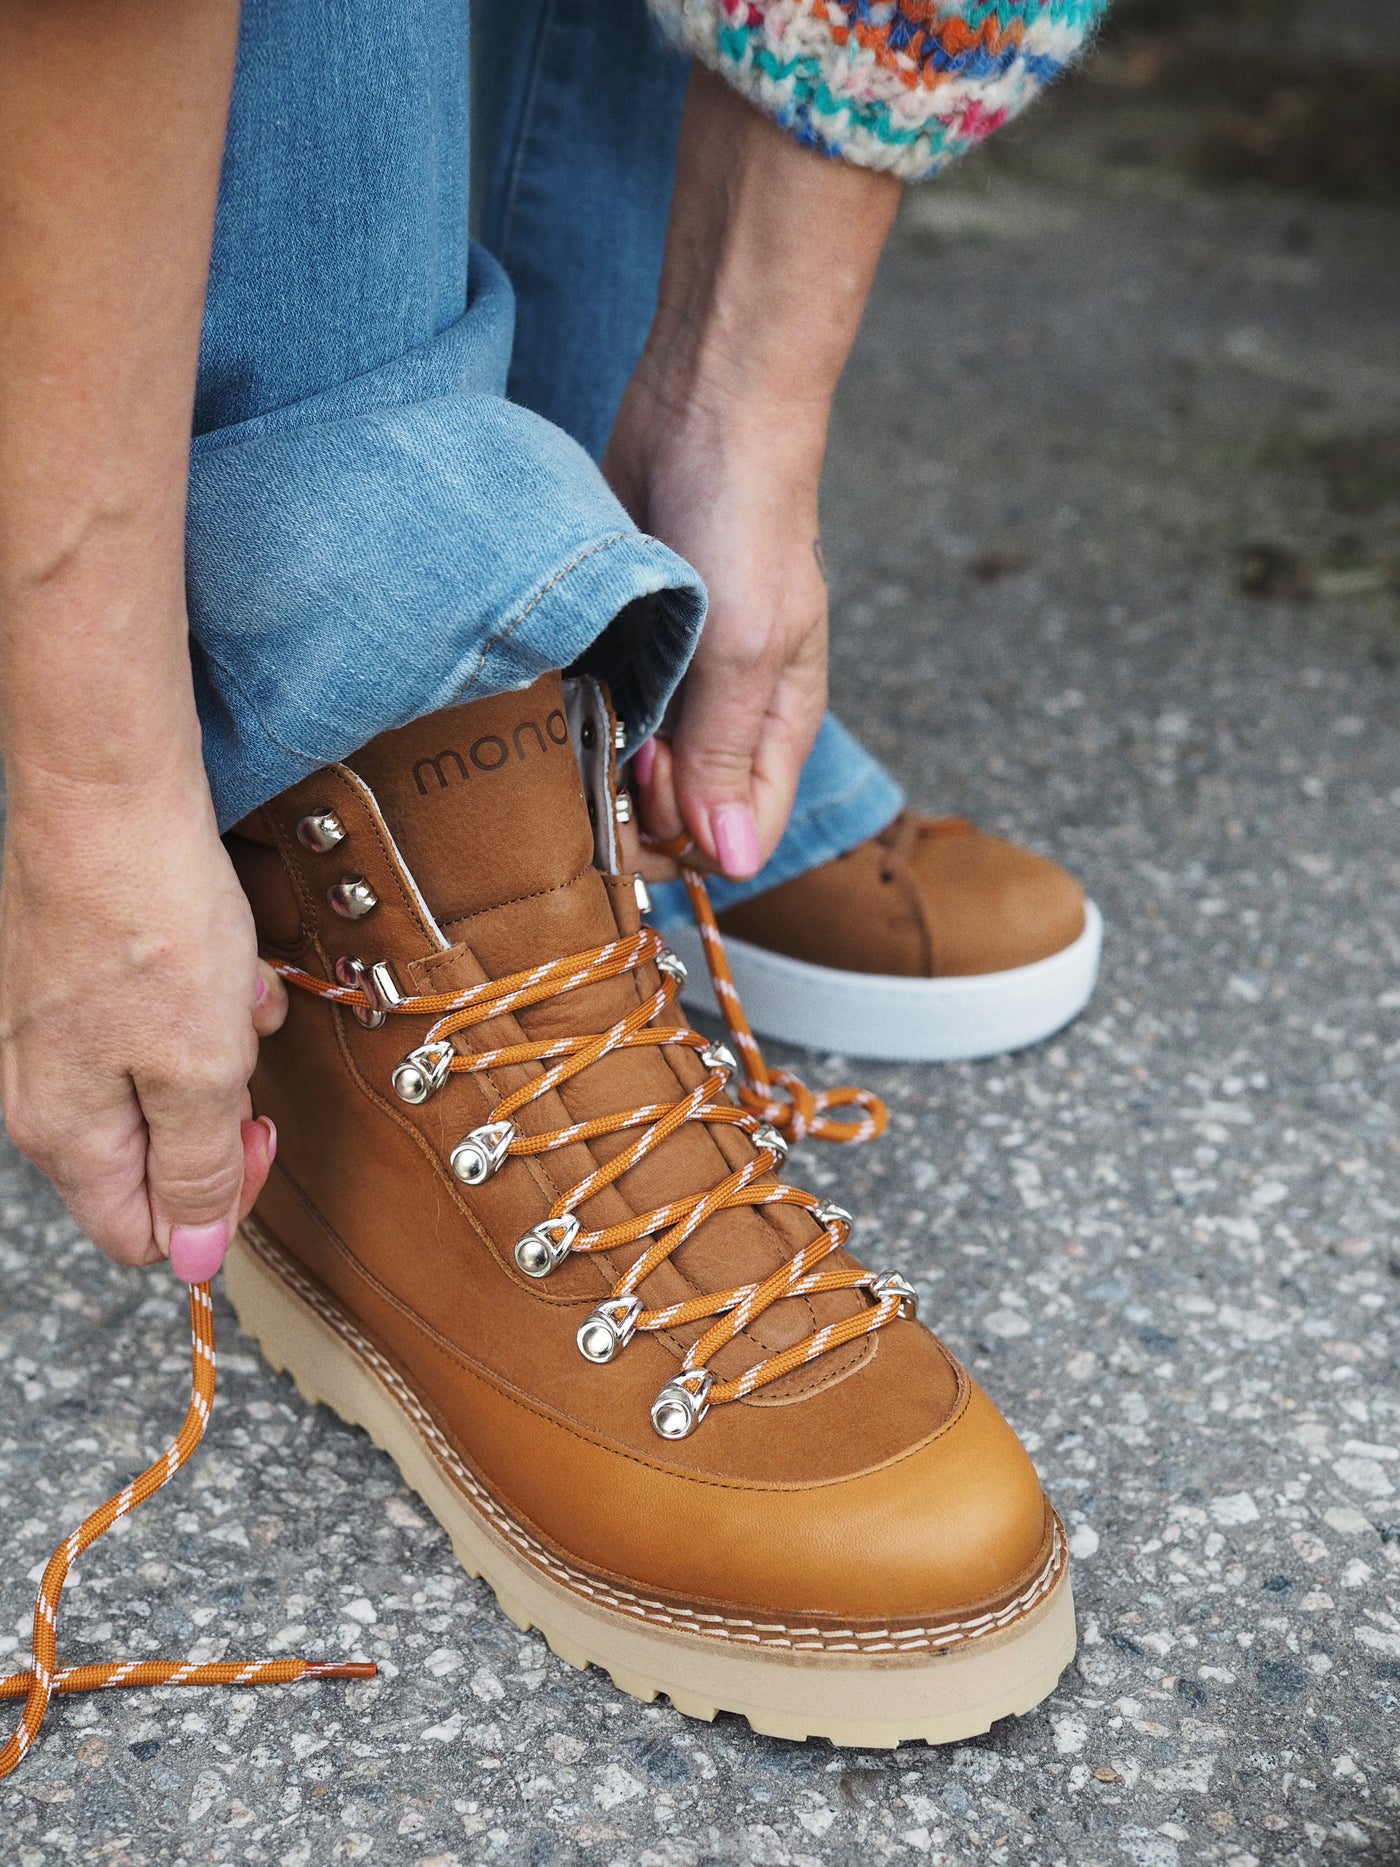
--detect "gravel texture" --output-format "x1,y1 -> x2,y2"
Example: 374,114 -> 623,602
3,23 -> 1399,1867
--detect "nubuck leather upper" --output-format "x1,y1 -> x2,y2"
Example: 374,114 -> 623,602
221,671 -> 1075,1744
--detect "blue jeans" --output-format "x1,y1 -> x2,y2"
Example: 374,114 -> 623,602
473,0 -> 902,912
194,0 -> 901,905
191,0 -> 704,830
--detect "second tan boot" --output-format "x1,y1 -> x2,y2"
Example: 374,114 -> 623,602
666,810 -> 1101,1063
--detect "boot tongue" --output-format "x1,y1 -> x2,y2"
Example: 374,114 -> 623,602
349,677 -> 864,1376
346,674 -> 595,927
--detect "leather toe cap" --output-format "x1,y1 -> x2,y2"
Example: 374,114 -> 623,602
485,1366 -> 1057,1626
912,830 -> 1086,976
759,1376 -> 1056,1622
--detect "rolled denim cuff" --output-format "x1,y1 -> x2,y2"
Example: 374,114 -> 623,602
188,246 -> 706,829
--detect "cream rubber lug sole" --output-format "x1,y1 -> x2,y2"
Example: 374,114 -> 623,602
664,901 -> 1103,1064
225,1221 -> 1076,1747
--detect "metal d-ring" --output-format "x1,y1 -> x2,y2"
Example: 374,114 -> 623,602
576,1294 -> 643,1364
871,1270 -> 919,1320
513,1213 -> 581,1279
334,956 -> 405,1030
650,1368 -> 713,1440
391,1041 -> 454,1105
449,1120 -> 517,1185
751,1122 -> 789,1161
812,1199 -> 854,1242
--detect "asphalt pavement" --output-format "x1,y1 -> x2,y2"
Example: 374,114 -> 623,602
2,31 -> 1398,1867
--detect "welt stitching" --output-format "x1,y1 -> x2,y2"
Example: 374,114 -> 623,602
243,1216 -> 1064,1651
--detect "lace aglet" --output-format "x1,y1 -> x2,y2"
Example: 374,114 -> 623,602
302,1660 -> 378,1680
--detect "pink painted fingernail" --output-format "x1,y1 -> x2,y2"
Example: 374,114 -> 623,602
169,1220 -> 229,1285
631,737 -> 656,788
258,1115 -> 278,1164
710,804 -> 761,879
254,975 -> 267,1005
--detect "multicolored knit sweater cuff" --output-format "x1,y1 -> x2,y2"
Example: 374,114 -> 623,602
648,1 -> 1109,182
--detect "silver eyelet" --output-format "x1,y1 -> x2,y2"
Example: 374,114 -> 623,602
752,1122 -> 789,1161
391,1040 -> 454,1104
334,956 -> 404,1029
513,1213 -> 580,1278
633,876 -> 652,916
650,1369 -> 713,1440
699,1040 -> 738,1077
328,875 -> 378,920
612,719 -> 627,753
871,1271 -> 919,1320
656,950 -> 687,984
813,1200 -> 854,1241
449,1120 -> 517,1185
614,790 -> 633,825
577,1294 -> 642,1363
296,809 -> 346,853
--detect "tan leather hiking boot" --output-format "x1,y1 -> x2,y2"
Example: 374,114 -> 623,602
665,811 -> 1102,1063
222,674 -> 1074,1746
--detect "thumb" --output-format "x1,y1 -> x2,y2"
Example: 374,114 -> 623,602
669,659 -> 767,880
143,1079 -> 250,1282
159,1116 -> 276,1284
252,959 -> 289,1038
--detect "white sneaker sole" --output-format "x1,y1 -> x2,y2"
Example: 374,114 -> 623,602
226,1220 -> 1076,1748
663,900 -> 1103,1064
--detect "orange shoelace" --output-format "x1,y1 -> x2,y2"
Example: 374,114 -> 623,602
0,873 -> 888,1777
667,862 -> 887,1147
275,877 -> 896,1412
0,1283 -> 372,1779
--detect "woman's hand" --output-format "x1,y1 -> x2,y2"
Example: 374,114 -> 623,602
603,370 -> 829,879
602,65 -> 900,879
0,772 -> 287,1277
0,1 -> 246,1275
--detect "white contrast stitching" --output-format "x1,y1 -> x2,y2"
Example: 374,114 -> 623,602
243,1223 -> 1066,1654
